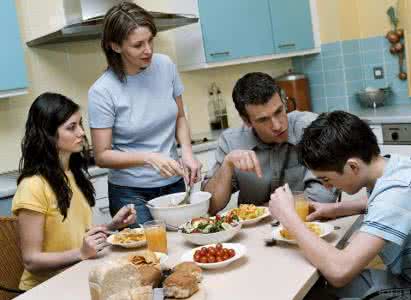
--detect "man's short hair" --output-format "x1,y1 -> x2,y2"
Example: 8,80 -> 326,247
232,72 -> 282,120
298,110 -> 380,173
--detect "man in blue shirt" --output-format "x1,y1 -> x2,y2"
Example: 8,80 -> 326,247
269,110 -> 411,299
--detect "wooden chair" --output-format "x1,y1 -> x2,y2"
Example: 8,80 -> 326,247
0,217 -> 24,300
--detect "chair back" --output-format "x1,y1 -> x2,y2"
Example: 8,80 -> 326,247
0,216 -> 24,300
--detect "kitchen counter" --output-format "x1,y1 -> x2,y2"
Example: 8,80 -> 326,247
352,104 -> 411,124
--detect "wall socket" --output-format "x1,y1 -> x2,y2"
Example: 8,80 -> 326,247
373,66 -> 384,79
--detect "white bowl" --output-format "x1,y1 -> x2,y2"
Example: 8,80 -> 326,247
180,243 -> 246,269
180,223 -> 242,245
147,191 -> 211,229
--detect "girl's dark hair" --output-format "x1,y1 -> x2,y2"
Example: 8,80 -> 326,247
101,1 -> 157,82
18,92 -> 95,220
298,110 -> 380,173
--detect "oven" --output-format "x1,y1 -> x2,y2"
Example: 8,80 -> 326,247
380,124 -> 411,156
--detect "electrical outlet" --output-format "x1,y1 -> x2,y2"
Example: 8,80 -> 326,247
373,67 -> 384,79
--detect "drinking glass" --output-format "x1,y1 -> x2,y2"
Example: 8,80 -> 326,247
293,191 -> 309,221
143,220 -> 168,253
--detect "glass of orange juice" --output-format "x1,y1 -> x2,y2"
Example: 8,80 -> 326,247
293,191 -> 309,221
143,220 -> 168,253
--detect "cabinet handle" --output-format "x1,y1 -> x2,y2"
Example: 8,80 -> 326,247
98,206 -> 110,214
278,43 -> 296,48
210,51 -> 230,56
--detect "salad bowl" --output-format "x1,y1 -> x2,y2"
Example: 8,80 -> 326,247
179,215 -> 242,245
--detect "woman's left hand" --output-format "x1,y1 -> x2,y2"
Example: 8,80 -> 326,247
181,155 -> 202,186
109,205 -> 137,230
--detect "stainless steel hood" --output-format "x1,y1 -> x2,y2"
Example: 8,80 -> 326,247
26,12 -> 198,47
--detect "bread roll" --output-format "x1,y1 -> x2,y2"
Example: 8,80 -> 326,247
163,271 -> 199,299
173,262 -> 202,283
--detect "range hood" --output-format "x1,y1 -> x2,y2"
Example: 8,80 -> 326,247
27,12 -> 198,47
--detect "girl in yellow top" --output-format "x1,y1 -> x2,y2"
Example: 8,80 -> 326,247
12,92 -> 136,290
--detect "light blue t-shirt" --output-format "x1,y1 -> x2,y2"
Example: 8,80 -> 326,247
360,154 -> 411,281
88,54 -> 184,188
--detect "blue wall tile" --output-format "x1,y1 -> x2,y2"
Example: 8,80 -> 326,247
327,97 -> 348,111
348,96 -> 362,111
361,50 -> 383,65
391,89 -> 410,104
292,56 -> 304,72
346,81 -> 364,96
310,84 -> 325,101
307,71 -> 324,85
324,70 -> 344,84
343,54 -> 362,68
359,36 -> 384,52
383,51 -> 398,65
364,79 -> 388,89
325,83 -> 346,97
304,55 -> 323,72
311,98 -> 328,113
321,42 -> 342,57
342,40 -> 360,54
322,56 -> 343,70
345,67 -> 363,82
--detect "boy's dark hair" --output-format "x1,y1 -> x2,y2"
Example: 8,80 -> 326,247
232,72 -> 283,121
298,110 -> 380,173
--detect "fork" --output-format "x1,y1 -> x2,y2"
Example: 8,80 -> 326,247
180,183 -> 192,205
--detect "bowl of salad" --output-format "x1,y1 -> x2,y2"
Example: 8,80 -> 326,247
179,215 -> 242,245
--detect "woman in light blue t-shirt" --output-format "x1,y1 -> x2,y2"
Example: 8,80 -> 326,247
88,2 -> 201,225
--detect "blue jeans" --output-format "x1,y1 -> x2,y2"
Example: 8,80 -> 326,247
108,179 -> 186,228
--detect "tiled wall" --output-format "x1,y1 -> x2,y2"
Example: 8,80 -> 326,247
292,36 -> 410,113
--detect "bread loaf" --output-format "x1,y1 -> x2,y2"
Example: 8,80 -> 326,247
173,262 -> 202,283
89,252 -> 161,300
163,271 -> 199,299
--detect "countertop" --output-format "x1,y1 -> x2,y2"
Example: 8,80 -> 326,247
352,104 -> 411,124
14,215 -> 360,300
0,140 -> 219,199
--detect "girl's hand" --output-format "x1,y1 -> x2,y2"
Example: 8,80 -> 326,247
145,153 -> 184,178
110,205 -> 137,230
80,226 -> 109,260
181,155 -> 202,186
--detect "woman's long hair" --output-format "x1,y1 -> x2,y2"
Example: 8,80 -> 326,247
101,1 -> 157,82
18,92 -> 95,220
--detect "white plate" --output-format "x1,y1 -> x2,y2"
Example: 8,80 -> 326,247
222,207 -> 270,226
106,228 -> 147,248
272,221 -> 334,245
180,243 -> 246,269
180,223 -> 242,246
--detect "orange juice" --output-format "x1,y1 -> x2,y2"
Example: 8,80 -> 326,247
143,221 -> 168,253
293,192 -> 309,221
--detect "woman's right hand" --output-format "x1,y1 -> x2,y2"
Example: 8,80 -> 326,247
145,153 -> 184,178
80,226 -> 109,260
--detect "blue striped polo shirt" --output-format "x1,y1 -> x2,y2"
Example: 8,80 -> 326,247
360,154 -> 411,281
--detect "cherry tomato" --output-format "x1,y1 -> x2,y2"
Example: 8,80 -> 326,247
216,243 -> 223,250
200,248 -> 207,257
216,250 -> 223,257
228,249 -> 235,258
194,250 -> 201,257
200,256 -> 208,264
216,256 -> 223,262
208,247 -> 216,255
194,254 -> 201,262
207,255 -> 216,263
222,254 -> 230,261
215,214 -> 221,221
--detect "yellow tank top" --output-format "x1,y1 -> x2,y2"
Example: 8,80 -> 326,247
12,171 -> 92,290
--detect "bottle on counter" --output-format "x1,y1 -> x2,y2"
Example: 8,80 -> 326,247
208,83 -> 229,130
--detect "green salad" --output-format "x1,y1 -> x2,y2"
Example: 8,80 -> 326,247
180,215 -> 240,234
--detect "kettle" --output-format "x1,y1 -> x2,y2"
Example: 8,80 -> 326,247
275,70 -> 312,112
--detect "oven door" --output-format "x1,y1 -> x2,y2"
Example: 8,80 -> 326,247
380,144 -> 411,156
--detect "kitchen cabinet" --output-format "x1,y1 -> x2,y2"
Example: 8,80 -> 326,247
269,0 -> 315,53
0,0 -> 28,98
173,0 -> 319,71
0,197 -> 12,216
197,0 -> 275,63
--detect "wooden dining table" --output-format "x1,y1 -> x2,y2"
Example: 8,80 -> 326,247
14,215 -> 360,300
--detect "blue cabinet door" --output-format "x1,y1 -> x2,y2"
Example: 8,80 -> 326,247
198,0 -> 275,63
0,0 -> 28,91
0,197 -> 12,216
268,0 -> 315,53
